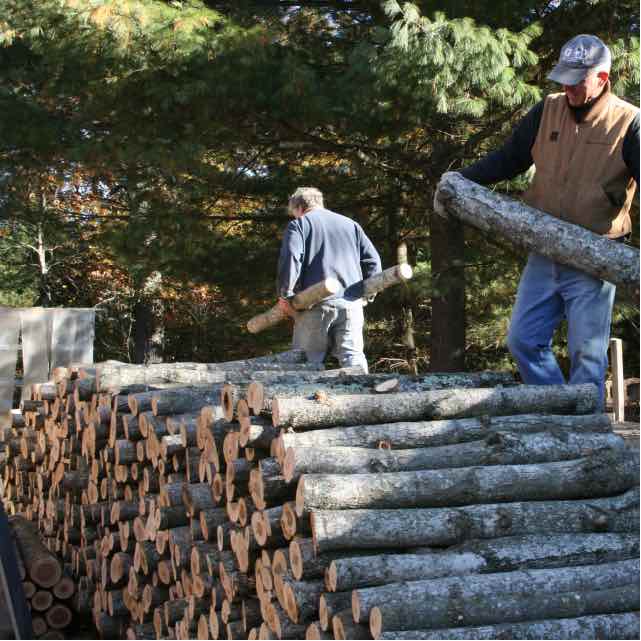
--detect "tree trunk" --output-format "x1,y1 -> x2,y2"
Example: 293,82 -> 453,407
272,384 -> 599,429
375,612 -> 640,640
272,413 -> 611,458
371,583 -> 639,637
429,213 -> 466,371
132,298 -> 162,365
434,172 -> 639,300
310,487 -> 640,553
296,450 -> 639,513
282,431 -> 624,481
327,532 -> 639,592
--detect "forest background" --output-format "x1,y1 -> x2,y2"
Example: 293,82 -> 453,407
1,0 -> 639,377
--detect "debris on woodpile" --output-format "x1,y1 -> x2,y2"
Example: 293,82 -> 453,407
1,351 -> 639,640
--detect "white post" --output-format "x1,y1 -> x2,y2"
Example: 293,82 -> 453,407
609,338 -> 625,423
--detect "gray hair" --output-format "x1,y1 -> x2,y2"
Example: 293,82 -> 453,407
288,187 -> 324,212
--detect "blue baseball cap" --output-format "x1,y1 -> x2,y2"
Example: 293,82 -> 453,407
548,34 -> 611,86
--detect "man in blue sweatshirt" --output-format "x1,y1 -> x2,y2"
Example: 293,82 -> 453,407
277,187 -> 382,372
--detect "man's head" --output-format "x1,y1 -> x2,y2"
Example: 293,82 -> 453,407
548,34 -> 611,107
288,187 -> 324,218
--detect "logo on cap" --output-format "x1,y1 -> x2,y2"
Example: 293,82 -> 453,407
562,43 -> 589,64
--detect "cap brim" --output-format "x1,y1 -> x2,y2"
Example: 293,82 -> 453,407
547,64 -> 589,86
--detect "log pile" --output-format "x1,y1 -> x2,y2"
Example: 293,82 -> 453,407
1,350 -> 639,640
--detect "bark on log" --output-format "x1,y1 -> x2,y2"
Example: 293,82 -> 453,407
362,263 -> 413,298
297,450 -> 639,514
332,610 -> 371,640
305,621 -> 334,641
86,361 -> 324,395
371,583 -> 640,637
151,387 -> 223,417
375,612 -> 641,640
10,515 -> 63,588
357,559 -> 638,625
272,413 -> 612,458
247,278 -> 341,334
272,384 -> 599,428
283,431 -> 624,481
311,487 -> 640,552
252,370 -> 514,415
328,532 -> 639,592
434,172 -> 639,301
248,265 -> 413,334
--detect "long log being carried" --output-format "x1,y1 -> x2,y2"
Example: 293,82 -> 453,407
247,263 -> 413,334
434,172 -> 639,301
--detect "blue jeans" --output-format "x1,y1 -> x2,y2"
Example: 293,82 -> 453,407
292,300 -> 369,372
507,254 -> 616,409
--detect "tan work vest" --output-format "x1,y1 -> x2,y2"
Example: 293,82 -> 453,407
523,85 -> 638,237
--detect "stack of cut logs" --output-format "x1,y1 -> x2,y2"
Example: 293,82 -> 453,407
8,514 -> 75,638
1,349 -> 639,640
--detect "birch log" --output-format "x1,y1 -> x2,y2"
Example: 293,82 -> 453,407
282,431 -> 624,481
296,450 -> 639,513
434,172 -> 639,300
375,612 -> 641,640
310,487 -> 640,552
271,413 -> 611,459
272,384 -> 599,429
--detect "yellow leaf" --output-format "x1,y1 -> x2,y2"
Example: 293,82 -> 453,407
89,5 -> 113,27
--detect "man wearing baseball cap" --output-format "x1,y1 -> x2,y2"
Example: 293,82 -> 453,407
456,34 -> 639,407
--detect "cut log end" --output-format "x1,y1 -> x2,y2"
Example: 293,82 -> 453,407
46,604 -> 73,630
326,562 -> 337,592
33,559 -> 63,589
369,606 -> 382,638
221,385 -> 235,423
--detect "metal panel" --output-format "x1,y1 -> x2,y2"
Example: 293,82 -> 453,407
0,308 -> 21,424
19,308 -> 51,400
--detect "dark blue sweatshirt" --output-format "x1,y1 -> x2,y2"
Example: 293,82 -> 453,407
277,208 -> 382,303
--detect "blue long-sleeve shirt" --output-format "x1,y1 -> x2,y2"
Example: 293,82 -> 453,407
277,207 -> 382,302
